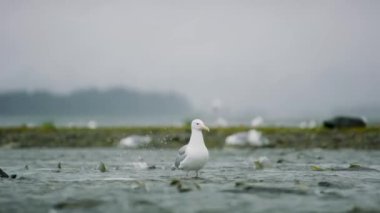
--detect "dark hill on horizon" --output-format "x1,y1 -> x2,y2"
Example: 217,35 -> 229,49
0,88 -> 193,117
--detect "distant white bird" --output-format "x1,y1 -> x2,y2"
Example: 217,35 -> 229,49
251,116 -> 264,127
247,129 -> 270,146
225,132 -> 248,146
87,120 -> 98,129
299,120 -> 317,129
174,119 -> 210,177
225,129 -> 269,147
119,135 -> 152,148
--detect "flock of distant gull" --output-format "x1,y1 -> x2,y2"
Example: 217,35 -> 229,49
1,113 -> 369,179
119,118 -> 269,177
118,116 -> 275,149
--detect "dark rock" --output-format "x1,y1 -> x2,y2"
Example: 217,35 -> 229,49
169,179 -> 199,193
98,162 -> 107,172
0,168 -> 9,178
318,181 -> 332,187
223,185 -> 308,195
10,174 -> 17,179
131,199 -> 171,212
53,199 -> 102,210
235,181 -> 246,187
132,200 -> 155,206
323,116 -> 366,129
348,206 -> 380,213
177,186 -> 192,193
170,179 -> 181,186
319,190 -> 344,198
147,165 -> 156,170
333,164 -> 379,172
17,176 -> 29,180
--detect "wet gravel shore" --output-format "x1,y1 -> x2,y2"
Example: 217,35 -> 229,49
1,148 -> 380,213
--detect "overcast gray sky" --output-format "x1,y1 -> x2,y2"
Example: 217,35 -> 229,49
1,0 -> 379,117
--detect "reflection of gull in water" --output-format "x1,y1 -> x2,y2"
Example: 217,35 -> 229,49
132,156 -> 149,169
225,129 -> 269,147
174,119 -> 210,177
119,135 -> 152,148
132,156 -> 157,170
251,156 -> 272,169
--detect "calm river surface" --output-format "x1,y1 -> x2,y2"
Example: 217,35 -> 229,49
1,148 -> 380,213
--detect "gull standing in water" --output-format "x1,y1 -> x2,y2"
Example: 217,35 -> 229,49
174,119 -> 210,177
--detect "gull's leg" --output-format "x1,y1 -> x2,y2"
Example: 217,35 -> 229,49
195,170 -> 199,178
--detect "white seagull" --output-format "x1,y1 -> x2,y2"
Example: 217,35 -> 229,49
174,119 -> 210,177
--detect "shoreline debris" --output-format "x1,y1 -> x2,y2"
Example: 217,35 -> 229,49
98,162 -> 107,172
323,116 -> 366,129
0,168 -> 17,179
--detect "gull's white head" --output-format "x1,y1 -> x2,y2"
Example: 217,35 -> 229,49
191,119 -> 210,132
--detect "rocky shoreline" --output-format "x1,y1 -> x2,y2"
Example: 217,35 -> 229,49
0,126 -> 379,149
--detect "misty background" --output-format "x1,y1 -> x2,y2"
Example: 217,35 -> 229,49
1,0 -> 379,126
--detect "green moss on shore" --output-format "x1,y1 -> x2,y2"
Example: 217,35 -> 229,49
0,126 -> 379,149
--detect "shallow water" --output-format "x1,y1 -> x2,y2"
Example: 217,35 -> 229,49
1,148 -> 380,213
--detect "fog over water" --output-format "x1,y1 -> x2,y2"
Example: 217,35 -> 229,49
1,1 -> 379,122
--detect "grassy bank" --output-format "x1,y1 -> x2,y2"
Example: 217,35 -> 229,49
0,126 -> 379,149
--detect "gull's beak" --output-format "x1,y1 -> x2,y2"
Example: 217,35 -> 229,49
201,124 -> 210,132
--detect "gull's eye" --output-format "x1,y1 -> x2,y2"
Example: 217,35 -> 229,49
196,123 -> 199,125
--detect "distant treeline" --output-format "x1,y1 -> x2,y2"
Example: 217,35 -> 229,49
0,88 -> 192,116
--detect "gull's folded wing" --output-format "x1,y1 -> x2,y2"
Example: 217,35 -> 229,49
174,145 -> 187,168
